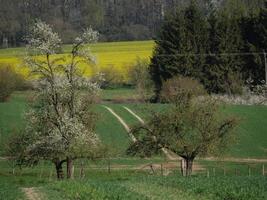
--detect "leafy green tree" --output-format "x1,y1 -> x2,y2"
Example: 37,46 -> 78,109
0,66 -> 16,101
128,59 -> 154,101
160,76 -> 206,103
0,65 -> 27,102
128,78 -> 238,176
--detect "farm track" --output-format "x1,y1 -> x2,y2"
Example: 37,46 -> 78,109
122,106 -> 180,161
104,105 -> 178,160
22,187 -> 43,200
103,105 -> 137,142
202,157 -> 267,163
123,106 -> 145,124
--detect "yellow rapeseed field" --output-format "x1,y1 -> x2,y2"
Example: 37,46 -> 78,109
0,40 -> 154,81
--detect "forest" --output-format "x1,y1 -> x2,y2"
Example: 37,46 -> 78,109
0,0 -> 265,46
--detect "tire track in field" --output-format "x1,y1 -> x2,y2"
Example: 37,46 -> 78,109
103,106 -> 137,142
123,106 -> 145,124
123,106 -> 179,161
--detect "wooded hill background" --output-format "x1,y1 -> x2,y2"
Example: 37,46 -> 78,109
0,0 -> 265,47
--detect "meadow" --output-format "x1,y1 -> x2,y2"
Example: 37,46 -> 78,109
1,158 -> 266,200
1,91 -> 267,158
0,41 -> 267,199
1,90 -> 267,199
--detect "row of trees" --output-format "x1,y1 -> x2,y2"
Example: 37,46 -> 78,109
0,0 -> 265,47
150,0 -> 267,98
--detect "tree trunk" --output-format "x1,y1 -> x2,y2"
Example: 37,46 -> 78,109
185,158 -> 194,176
67,157 -> 73,179
2,35 -> 8,49
180,159 -> 186,177
55,160 -> 64,180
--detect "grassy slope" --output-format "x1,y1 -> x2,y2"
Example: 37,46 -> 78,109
223,106 -> 267,158
94,105 -> 130,155
0,93 -> 131,156
123,104 -> 267,159
0,92 -> 28,151
0,92 -> 267,158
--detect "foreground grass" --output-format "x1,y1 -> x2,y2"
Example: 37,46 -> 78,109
1,159 -> 266,200
0,176 -> 25,200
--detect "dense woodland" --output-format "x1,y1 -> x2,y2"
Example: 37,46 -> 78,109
0,0 -> 265,47
150,0 -> 267,96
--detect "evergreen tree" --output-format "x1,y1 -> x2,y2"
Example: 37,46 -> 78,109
203,0 -> 245,94
241,2 -> 267,84
149,1 -> 209,100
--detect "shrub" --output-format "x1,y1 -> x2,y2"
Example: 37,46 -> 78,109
95,65 -> 125,88
0,65 -> 29,102
128,59 -> 154,101
160,76 -> 206,103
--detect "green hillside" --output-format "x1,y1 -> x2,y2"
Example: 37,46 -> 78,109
1,92 -> 267,159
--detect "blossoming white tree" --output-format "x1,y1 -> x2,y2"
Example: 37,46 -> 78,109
9,21 -> 102,179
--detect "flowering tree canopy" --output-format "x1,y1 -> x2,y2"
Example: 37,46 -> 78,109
9,21 -> 103,179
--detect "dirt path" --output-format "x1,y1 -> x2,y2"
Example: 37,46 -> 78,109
202,157 -> 267,163
103,106 -> 137,142
22,187 -> 43,200
121,106 -> 180,161
123,106 -> 145,124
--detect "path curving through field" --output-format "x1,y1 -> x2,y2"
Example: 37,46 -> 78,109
122,106 -> 179,161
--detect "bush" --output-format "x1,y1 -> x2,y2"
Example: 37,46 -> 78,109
160,76 -> 206,103
128,59 -> 154,101
94,65 -> 125,88
0,65 -> 28,102
206,71 -> 244,95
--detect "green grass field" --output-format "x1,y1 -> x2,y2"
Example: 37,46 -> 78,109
0,90 -> 267,200
1,158 -> 266,200
1,91 -> 267,159
1,39 -> 267,200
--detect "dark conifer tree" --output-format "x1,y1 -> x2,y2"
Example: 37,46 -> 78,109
241,2 -> 267,84
149,1 -> 209,100
204,0 -> 245,94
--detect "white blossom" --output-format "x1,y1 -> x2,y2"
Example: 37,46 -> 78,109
23,21 -> 102,162
26,21 -> 62,55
